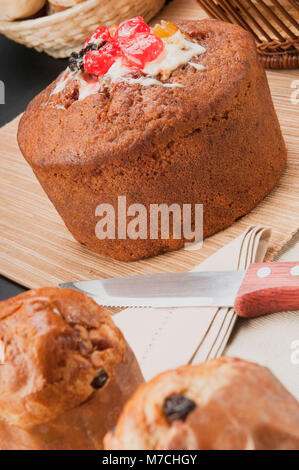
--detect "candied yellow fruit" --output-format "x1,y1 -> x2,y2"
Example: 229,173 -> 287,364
153,21 -> 178,38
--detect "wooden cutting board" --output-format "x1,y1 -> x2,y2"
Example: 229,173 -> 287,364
0,0 -> 298,292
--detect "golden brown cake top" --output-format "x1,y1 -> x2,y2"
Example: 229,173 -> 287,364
104,357 -> 299,450
0,287 -> 126,429
18,19 -> 259,172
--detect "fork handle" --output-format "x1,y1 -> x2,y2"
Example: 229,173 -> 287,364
234,262 -> 299,318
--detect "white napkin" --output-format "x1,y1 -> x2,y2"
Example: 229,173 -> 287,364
114,226 -> 271,380
190,226 -> 271,363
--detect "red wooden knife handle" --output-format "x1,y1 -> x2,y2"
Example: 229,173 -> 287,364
234,262 -> 299,318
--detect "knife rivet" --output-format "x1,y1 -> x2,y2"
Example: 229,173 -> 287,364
257,267 -> 271,278
290,265 -> 299,276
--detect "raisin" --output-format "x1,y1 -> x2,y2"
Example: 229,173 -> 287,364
69,52 -> 81,72
90,369 -> 109,389
80,43 -> 99,57
68,43 -> 98,72
162,394 -> 196,423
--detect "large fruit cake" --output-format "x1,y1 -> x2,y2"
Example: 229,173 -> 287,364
18,18 -> 286,261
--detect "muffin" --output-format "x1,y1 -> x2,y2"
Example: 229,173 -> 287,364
105,357 -> 299,450
18,18 -> 286,261
0,287 -> 143,450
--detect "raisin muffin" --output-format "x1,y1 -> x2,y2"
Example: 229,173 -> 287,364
0,287 -> 143,450
18,18 -> 286,261
104,357 -> 299,450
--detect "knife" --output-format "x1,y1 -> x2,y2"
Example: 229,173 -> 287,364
60,262 -> 299,318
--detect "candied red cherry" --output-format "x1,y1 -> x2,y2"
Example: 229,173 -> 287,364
84,42 -> 119,76
116,17 -> 150,41
84,26 -> 111,48
120,33 -> 164,69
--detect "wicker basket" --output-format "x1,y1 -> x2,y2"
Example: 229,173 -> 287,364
0,0 -> 166,58
197,0 -> 299,69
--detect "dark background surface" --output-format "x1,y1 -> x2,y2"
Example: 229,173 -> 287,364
0,35 -> 68,300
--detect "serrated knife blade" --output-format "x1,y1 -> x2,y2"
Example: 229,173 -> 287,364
59,270 -> 246,308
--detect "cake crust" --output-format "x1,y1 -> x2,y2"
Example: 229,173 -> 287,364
18,19 -> 287,261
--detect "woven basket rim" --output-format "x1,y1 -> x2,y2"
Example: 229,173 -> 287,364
196,0 -> 299,69
0,0 -> 106,30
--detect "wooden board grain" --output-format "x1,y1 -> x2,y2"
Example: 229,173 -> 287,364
0,0 -> 298,295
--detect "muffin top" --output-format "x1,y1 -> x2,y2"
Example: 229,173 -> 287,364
0,287 -> 125,429
105,357 -> 299,450
18,19 -> 258,172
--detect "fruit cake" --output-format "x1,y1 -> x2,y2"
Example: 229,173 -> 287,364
0,287 -> 143,449
18,17 -> 287,261
104,357 -> 299,450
